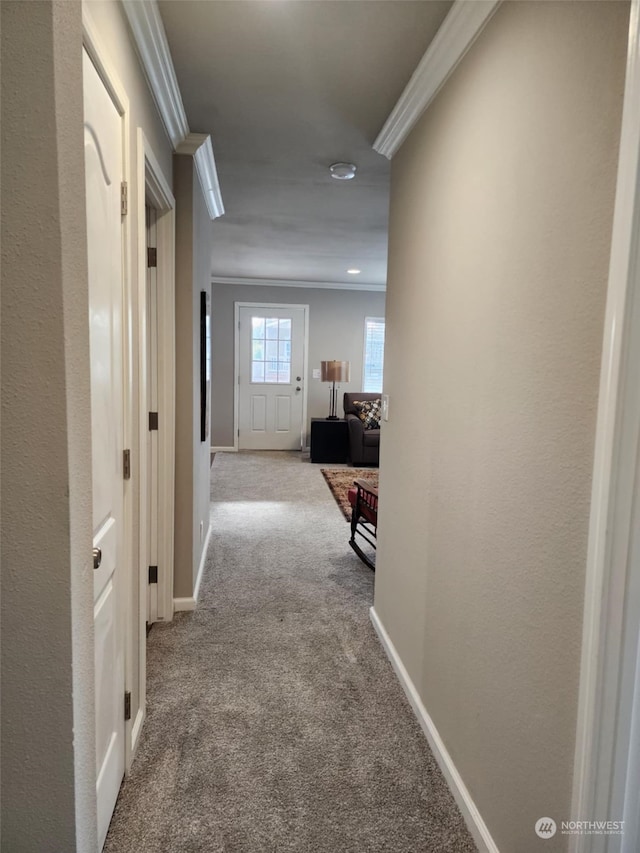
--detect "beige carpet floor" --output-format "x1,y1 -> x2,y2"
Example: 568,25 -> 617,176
104,451 -> 476,853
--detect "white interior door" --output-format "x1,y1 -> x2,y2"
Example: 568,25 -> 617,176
238,305 -> 306,450
83,48 -> 126,851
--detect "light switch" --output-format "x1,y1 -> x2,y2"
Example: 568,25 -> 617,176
382,394 -> 390,421
312,368 -> 321,379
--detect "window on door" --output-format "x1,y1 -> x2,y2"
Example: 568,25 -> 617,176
363,317 -> 385,393
251,316 -> 292,383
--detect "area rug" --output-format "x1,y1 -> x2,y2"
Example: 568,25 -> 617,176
321,468 -> 379,521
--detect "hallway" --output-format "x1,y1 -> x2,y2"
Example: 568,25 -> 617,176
104,451 -> 476,852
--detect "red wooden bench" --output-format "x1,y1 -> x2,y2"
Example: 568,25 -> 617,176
347,478 -> 378,571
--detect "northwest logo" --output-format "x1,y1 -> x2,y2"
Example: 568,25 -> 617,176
535,817 -> 558,839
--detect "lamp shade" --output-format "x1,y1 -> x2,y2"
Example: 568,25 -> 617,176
320,360 -> 350,382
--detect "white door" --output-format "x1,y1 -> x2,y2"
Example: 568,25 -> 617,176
83,48 -> 126,850
238,305 -> 306,450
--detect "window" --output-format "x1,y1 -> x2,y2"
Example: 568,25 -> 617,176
251,316 -> 291,383
363,317 -> 385,393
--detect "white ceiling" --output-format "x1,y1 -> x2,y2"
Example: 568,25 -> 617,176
158,0 -> 453,287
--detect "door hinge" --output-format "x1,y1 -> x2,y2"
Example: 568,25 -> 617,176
120,181 -> 128,216
123,449 -> 131,480
124,691 -> 131,721
237,428 -> 240,438
149,411 -> 159,431
147,247 -> 157,268
148,565 -> 158,584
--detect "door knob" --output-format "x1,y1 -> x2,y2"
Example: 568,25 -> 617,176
296,386 -> 301,391
93,547 -> 102,570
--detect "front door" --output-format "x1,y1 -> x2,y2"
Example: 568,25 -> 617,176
83,48 -> 126,850
238,305 -> 306,450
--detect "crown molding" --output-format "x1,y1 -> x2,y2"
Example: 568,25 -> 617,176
122,0 -> 224,220
176,134 -> 225,219
122,0 -> 188,148
211,276 -> 386,293
373,0 -> 501,159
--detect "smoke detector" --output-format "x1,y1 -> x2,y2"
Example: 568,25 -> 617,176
330,162 -> 357,181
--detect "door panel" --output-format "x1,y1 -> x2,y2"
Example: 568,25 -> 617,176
276,396 -> 291,432
83,48 -> 125,851
238,306 -> 306,450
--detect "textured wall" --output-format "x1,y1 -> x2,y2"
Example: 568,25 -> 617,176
174,155 -> 213,598
174,155 -> 196,599
1,1 -> 96,849
374,2 -> 628,851
210,283 -> 386,447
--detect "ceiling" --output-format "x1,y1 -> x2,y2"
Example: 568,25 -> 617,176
158,0 -> 453,287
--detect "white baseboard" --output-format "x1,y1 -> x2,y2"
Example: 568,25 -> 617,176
369,606 -> 499,853
173,596 -> 196,611
173,524 -> 212,612
130,707 -> 144,761
193,523 -> 211,603
211,446 -> 236,453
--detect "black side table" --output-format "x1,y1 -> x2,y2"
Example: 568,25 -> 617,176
310,418 -> 348,463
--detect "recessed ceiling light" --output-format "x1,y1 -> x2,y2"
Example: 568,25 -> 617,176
330,162 -> 357,181
347,268 -> 361,275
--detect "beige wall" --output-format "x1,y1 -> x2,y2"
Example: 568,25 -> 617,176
1,1 -> 95,848
374,2 -> 628,851
211,283 -> 386,447
174,156 -> 214,598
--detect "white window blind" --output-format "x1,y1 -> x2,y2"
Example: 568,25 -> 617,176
363,317 -> 385,393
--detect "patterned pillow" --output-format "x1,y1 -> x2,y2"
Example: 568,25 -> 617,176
353,399 -> 381,430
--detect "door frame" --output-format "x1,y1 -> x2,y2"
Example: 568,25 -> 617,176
135,130 -> 176,738
571,2 -> 640,849
233,302 -> 310,451
82,8 -> 135,775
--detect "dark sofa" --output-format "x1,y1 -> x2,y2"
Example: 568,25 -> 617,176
343,392 -> 380,466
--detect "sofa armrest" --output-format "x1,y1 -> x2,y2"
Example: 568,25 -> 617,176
346,412 -> 364,440
345,413 -> 364,460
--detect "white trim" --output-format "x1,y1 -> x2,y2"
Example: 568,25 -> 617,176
234,302 -> 310,452
82,5 -> 137,779
369,607 -> 499,853
571,4 -> 640,851
212,275 -> 385,293
211,446 -> 237,453
136,130 -> 176,633
121,0 -> 188,148
193,524 -> 212,604
130,707 -> 145,760
373,0 -> 501,159
193,136 -> 224,220
173,597 -> 196,612
176,134 -> 224,220
122,4 -> 224,221
144,138 -> 174,210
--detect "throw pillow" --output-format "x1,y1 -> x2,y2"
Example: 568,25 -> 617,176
353,399 -> 381,430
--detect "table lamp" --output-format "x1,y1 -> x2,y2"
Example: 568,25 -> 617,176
321,360 -> 350,419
